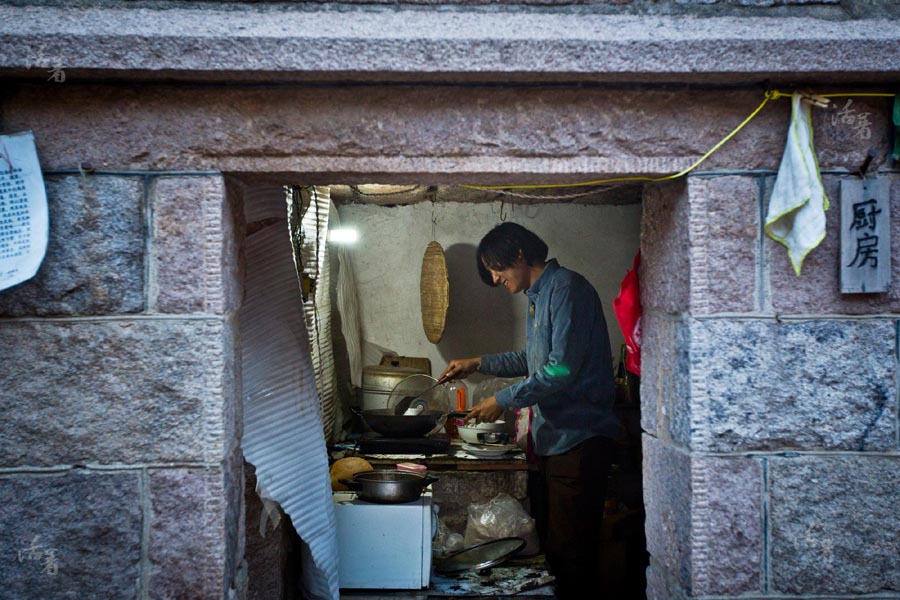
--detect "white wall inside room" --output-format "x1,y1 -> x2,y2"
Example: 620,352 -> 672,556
335,201 -> 641,379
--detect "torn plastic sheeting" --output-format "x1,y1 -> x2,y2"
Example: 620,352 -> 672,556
241,220 -> 339,600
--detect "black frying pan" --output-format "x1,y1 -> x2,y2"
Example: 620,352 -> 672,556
353,407 -> 446,438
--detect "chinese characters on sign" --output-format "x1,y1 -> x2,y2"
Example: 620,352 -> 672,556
841,177 -> 890,294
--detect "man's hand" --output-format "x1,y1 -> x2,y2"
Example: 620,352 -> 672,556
465,396 -> 503,424
440,357 -> 481,382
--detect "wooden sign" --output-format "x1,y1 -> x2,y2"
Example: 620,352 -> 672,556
841,177 -> 891,294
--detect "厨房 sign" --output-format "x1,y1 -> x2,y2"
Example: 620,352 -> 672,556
841,177 -> 891,294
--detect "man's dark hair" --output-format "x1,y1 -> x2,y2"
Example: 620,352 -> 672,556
476,222 -> 549,286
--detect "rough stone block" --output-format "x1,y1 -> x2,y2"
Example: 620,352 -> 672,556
641,181 -> 690,314
640,313 -> 691,445
0,470 -> 142,599
0,319 -> 233,467
691,318 -> 896,451
431,470 -> 528,534
770,455 -> 900,595
149,468 -> 227,600
645,555 -> 689,600
152,176 -> 236,314
768,175 -> 900,314
687,176 -> 759,314
691,456 -> 762,595
0,175 -> 144,317
642,434 -> 692,597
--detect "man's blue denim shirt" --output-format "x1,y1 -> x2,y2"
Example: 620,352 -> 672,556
479,259 -> 619,456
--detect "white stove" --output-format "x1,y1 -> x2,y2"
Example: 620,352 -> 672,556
333,491 -> 434,589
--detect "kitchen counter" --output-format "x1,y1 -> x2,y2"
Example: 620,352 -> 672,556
342,440 -> 528,472
332,440 -> 531,537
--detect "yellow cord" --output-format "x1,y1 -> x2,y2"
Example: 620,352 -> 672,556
462,90 -> 897,192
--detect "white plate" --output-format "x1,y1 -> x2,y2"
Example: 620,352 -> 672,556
462,444 -> 518,458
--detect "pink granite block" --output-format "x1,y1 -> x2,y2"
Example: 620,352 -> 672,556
149,468 -> 228,600
152,176 -> 234,314
688,176 -> 759,314
691,456 -> 763,595
641,181 -> 690,314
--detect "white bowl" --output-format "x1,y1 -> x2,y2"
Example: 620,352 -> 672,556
458,422 -> 508,445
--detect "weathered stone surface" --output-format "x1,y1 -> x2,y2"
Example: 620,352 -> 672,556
691,318 -> 896,451
0,470 -> 142,599
812,97 -> 895,174
0,319 -> 232,466
646,555 -> 689,600
642,181 -> 690,314
244,462 -> 296,600
0,175 -> 144,317
688,176 -> 759,314
151,176 -> 232,314
224,444 -> 245,597
149,468 -> 226,600
770,455 -> 900,595
691,457 -> 762,595
768,175 -> 900,314
4,85 -> 786,174
3,7 -> 899,87
432,470 -> 528,533
642,435 -> 692,597
640,313 -> 691,445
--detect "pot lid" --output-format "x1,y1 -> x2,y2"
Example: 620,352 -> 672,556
435,537 -> 526,574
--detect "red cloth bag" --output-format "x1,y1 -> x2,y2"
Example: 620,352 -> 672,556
613,252 -> 642,375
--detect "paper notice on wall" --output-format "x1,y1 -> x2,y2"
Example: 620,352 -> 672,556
0,132 -> 48,291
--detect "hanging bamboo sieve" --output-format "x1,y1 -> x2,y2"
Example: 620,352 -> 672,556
420,241 -> 449,344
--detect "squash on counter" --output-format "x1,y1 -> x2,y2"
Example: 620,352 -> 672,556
330,457 -> 374,491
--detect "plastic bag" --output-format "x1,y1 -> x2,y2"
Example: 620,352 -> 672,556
613,251 -> 642,375
433,517 -> 465,557
463,492 -> 539,556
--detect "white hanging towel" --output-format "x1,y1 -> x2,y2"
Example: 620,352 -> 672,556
765,92 -> 829,275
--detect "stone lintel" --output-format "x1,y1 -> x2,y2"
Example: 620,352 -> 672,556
2,8 -> 900,84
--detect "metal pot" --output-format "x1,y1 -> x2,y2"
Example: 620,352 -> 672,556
352,407 -> 446,438
339,469 -> 438,503
361,365 -> 426,411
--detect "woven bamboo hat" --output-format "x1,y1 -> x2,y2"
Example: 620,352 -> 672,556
420,241 -> 449,343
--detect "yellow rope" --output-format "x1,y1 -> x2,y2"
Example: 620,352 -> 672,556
462,90 -> 897,192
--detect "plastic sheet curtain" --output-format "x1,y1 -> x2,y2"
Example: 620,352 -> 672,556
240,185 -> 340,599
287,185 -> 340,443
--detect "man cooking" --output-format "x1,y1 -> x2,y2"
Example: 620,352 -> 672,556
440,222 -> 619,599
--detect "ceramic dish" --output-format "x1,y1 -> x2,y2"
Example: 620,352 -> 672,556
462,444 -> 519,458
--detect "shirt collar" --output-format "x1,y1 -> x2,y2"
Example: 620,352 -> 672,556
526,258 -> 558,298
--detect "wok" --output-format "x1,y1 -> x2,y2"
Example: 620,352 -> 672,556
353,406 -> 446,438
340,469 -> 439,503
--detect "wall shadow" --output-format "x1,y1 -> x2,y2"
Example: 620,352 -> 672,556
437,242 -> 519,365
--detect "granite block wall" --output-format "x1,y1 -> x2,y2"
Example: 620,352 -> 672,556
0,173 -> 244,599
0,78 -> 896,600
642,169 -> 900,598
